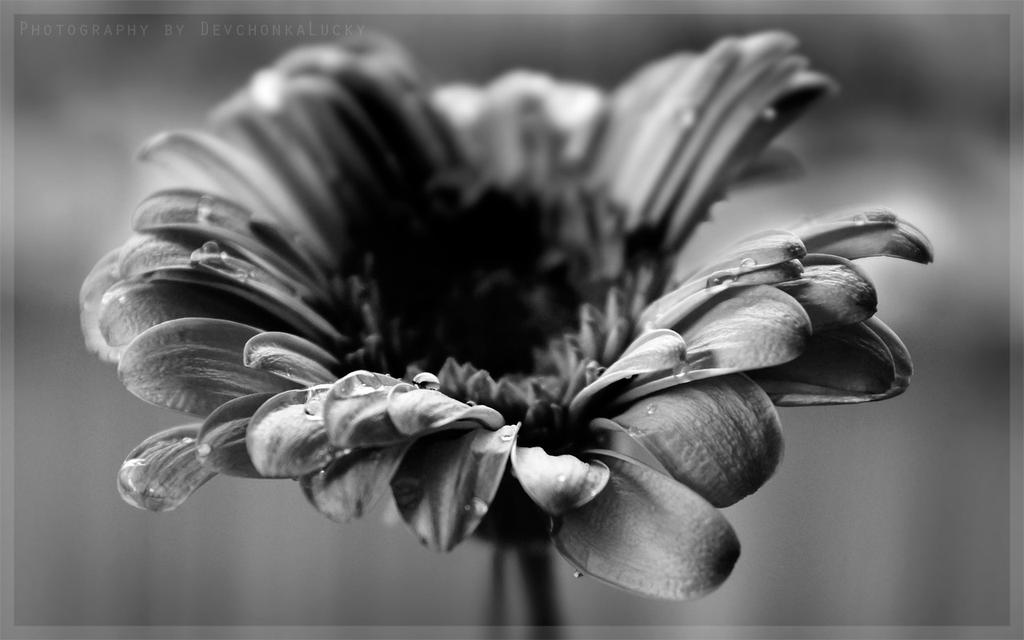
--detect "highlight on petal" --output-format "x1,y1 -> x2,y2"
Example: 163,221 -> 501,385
551,451 -> 740,600
778,254 -> 877,330
750,318 -> 909,405
511,446 -> 609,516
117,318 -> 300,416
303,443 -> 411,522
391,424 -> 519,552
682,229 -> 806,284
197,392 -> 275,477
243,331 -> 340,386
117,424 -> 216,512
246,386 -> 339,478
608,374 -> 782,507
793,208 -> 934,264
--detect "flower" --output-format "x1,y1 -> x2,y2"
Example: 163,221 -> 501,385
81,31 -> 932,600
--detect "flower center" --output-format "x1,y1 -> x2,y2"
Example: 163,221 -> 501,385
355,183 -> 584,379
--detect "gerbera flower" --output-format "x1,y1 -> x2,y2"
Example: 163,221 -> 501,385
81,31 -> 932,601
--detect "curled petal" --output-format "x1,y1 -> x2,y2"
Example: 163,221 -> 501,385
303,443 -> 411,522
750,318 -> 909,405
243,331 -> 339,386
778,254 -> 877,330
609,374 -> 782,507
678,284 -> 810,377
551,451 -> 740,600
197,392 -> 275,477
117,424 -> 215,512
246,387 -> 339,478
323,370 -> 503,449
391,424 -> 519,552
322,371 -> 403,448
569,329 -> 686,421
511,446 -> 609,516
118,318 -> 300,416
684,229 -> 806,283
793,208 -> 934,263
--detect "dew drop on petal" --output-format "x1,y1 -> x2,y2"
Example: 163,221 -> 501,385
556,474 -> 567,484
854,214 -> 870,226
573,570 -> 584,579
303,384 -> 334,420
181,437 -> 194,444
645,404 -> 658,416
196,195 -> 216,223
500,431 -> 515,442
471,497 -> 488,516
674,107 -> 697,129
413,372 -> 440,391
196,443 -> 212,458
739,257 -> 757,269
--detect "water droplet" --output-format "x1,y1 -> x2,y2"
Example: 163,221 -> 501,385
471,497 -> 488,516
573,570 -> 584,579
500,430 -> 515,442
707,273 -> 736,287
303,384 -> 333,420
762,107 -> 777,122
196,443 -> 212,458
556,474 -> 567,484
739,257 -> 757,269
674,107 -> 697,129
413,372 -> 440,391
854,214 -> 870,226
181,437 -> 194,444
196,195 -> 216,223
645,404 -> 658,416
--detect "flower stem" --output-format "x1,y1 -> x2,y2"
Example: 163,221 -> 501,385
486,545 -> 507,632
516,544 -> 562,635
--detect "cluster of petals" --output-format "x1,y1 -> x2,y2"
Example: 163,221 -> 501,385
81,32 -> 931,599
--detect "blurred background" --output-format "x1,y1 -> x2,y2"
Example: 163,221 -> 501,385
6,3 -> 1019,632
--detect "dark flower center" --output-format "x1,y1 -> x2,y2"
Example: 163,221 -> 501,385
353,181 -> 584,379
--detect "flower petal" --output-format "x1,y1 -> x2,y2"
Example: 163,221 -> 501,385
750,319 -> 907,405
793,209 -> 934,263
137,130 -> 336,266
98,278 -> 291,348
551,451 -> 740,600
80,248 -> 124,362
323,370 -> 503,449
197,392 -> 275,477
678,284 -> 810,376
778,254 -> 877,330
681,229 -> 806,283
117,424 -> 215,512
568,329 -> 686,421
391,424 -> 519,552
243,331 -> 339,386
387,384 -> 505,434
117,318 -> 299,416
511,447 -> 610,516
302,443 -> 411,522
609,374 -> 782,507
322,371 -> 404,448
131,189 -> 326,294
246,387 -> 339,478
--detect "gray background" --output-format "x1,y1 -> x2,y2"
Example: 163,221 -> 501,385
5,5 -> 1019,630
